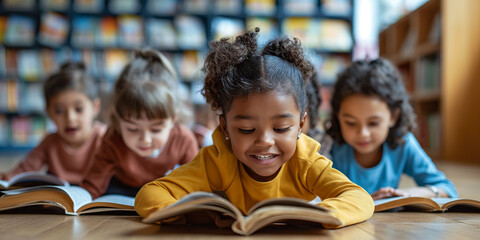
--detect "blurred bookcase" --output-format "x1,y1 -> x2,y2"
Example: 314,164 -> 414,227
0,0 -> 354,153
379,0 -> 480,164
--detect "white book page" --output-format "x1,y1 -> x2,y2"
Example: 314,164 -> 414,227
9,171 -> 70,187
93,194 -> 134,206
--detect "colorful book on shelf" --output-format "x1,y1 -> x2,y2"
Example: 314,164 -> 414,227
38,12 -> 69,47
4,15 -> 36,46
41,0 -> 70,11
103,49 -> 130,79
117,15 -> 144,47
6,80 -> 19,111
73,0 -> 104,13
0,172 -> 69,190
142,191 -> 342,236
0,16 -> 7,43
17,50 -> 43,81
71,16 -> 98,47
318,55 -> 348,84
40,49 -> 58,76
213,0 -> 242,15
0,185 -> 135,215
375,196 -> 480,212
182,0 -> 209,14
211,17 -> 245,41
3,0 -> 35,10
174,15 -> 206,49
109,0 -> 141,14
245,0 -> 276,16
21,83 -> 45,112
10,116 -> 31,146
97,17 -> 118,47
146,18 -> 177,49
283,0 -> 317,15
282,18 -> 321,49
146,0 -> 177,15
321,0 -> 352,16
319,19 -> 352,52
0,115 -> 7,145
175,50 -> 204,81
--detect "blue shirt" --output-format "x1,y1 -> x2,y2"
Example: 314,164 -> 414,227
330,132 -> 458,198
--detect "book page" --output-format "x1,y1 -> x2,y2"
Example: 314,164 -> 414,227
142,191 -> 242,223
433,198 -> 480,210
248,197 -> 331,215
235,205 -> 342,235
0,180 -> 8,189
1,185 -> 91,213
8,171 -> 70,187
77,194 -> 135,214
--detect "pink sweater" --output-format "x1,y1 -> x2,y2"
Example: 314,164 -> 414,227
81,123 -> 199,199
1,121 -> 107,185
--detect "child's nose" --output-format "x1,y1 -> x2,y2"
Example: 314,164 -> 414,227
255,131 -> 275,147
140,131 -> 152,143
358,125 -> 370,137
66,109 -> 77,121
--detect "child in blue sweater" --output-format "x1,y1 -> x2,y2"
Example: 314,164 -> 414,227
325,58 -> 458,200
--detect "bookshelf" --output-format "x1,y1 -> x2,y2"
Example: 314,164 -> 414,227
379,0 -> 480,164
0,0 -> 354,153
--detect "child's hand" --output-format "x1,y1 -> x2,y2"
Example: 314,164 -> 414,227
371,187 -> 409,200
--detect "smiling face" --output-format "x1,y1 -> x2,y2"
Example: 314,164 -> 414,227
47,90 -> 100,149
338,94 -> 398,163
119,113 -> 174,158
221,91 -> 305,181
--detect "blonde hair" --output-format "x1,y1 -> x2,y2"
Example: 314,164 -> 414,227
110,49 -> 192,131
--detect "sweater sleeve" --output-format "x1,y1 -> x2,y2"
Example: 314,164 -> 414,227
80,134 -> 117,199
135,148 -> 215,218
402,133 -> 458,198
308,158 -> 374,228
1,136 -> 50,180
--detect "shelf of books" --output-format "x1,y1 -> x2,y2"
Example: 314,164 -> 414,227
0,0 -> 354,153
379,0 -> 480,163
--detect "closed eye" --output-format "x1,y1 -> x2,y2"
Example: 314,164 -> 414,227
274,127 -> 291,133
239,128 -> 254,134
127,128 -> 139,133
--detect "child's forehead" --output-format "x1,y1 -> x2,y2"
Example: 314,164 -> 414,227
48,90 -> 92,105
226,92 -> 300,118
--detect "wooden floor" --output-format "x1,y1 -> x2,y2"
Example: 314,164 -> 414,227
1,155 -> 480,239
0,211 -> 479,239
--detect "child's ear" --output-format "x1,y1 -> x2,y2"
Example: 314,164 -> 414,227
299,111 -> 308,134
219,115 -> 229,139
390,108 -> 401,127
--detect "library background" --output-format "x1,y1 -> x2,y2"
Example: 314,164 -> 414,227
0,0 -> 479,165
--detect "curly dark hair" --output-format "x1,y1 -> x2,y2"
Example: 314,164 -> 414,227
325,58 -> 417,148
306,70 -> 322,130
201,28 -> 314,118
43,61 -> 97,107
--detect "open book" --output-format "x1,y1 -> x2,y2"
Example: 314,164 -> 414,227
142,191 -> 342,236
0,171 -> 69,190
0,185 -> 135,215
375,196 -> 480,212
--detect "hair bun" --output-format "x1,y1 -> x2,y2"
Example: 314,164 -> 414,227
60,62 -> 86,71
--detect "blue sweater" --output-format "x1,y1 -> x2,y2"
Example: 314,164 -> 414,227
330,132 -> 458,198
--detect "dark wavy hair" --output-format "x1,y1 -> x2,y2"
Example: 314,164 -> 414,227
201,28 -> 314,118
43,62 -> 96,107
325,58 -> 417,148
306,71 -> 322,129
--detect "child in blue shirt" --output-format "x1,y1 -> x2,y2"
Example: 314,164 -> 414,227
325,58 -> 458,200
